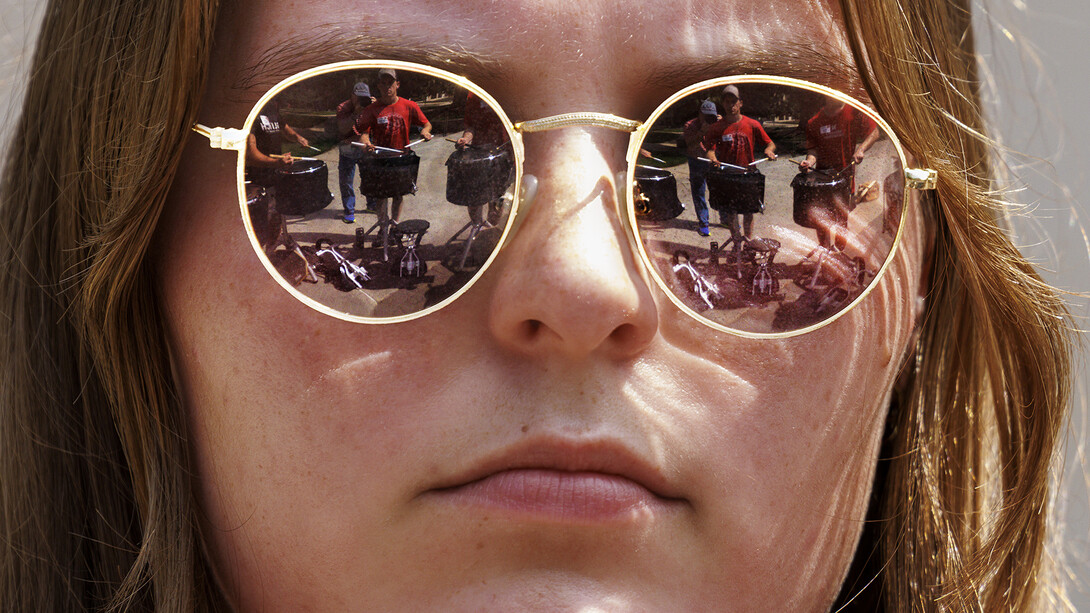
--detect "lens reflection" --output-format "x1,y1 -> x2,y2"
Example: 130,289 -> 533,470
241,65 -> 516,320
632,81 -> 904,335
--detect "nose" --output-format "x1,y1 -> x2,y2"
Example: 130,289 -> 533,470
486,127 -> 659,360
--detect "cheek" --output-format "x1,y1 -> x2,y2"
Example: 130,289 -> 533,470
156,139 -> 505,607
647,201 -> 923,607
645,321 -> 890,607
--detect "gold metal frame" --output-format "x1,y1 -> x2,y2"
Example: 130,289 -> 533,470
195,60 -> 525,325
192,62 -> 936,337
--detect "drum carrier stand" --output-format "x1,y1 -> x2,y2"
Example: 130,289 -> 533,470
446,219 -> 488,269
390,219 -> 430,278
358,200 -> 402,261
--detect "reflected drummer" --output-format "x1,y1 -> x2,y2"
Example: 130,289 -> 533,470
682,99 -> 721,237
702,85 -> 777,242
244,99 -> 311,188
798,95 -> 879,250
456,91 -> 509,227
337,82 -> 376,223
353,68 -> 433,223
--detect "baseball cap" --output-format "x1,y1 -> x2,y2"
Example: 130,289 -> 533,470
378,68 -> 398,80
353,82 -> 371,97
700,100 -> 717,115
722,85 -> 740,100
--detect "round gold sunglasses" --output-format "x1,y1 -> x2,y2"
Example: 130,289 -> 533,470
193,60 -> 936,338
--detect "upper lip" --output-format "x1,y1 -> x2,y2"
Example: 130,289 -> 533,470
426,436 -> 687,502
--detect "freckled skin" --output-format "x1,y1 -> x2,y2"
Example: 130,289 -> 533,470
157,0 -> 928,610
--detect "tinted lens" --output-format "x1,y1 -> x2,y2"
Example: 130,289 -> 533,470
630,80 -> 905,336
240,64 -> 518,321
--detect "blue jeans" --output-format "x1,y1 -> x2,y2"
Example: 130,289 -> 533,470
338,152 -> 375,216
687,157 -> 711,227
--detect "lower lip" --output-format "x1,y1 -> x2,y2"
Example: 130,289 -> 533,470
428,469 -> 670,521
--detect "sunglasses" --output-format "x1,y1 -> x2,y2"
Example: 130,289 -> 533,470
193,60 -> 936,338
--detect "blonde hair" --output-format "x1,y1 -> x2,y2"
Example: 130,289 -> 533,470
0,0 -> 1073,611
836,0 -> 1072,610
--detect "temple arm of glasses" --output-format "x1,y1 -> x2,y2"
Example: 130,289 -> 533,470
193,124 -> 248,151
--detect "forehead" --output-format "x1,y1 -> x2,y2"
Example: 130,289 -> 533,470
217,0 -> 856,120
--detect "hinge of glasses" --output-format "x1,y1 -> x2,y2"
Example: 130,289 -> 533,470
192,124 -> 248,151
906,168 -> 937,190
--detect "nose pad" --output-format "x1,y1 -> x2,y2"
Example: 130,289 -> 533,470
505,173 -> 539,238
486,132 -> 658,360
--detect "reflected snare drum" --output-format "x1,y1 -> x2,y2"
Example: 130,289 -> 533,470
445,146 -> 515,206
633,166 -> 685,221
273,159 -> 334,215
790,171 -> 852,229
707,167 -> 765,215
359,150 -> 421,199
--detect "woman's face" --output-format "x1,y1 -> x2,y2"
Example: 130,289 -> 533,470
159,0 -> 928,610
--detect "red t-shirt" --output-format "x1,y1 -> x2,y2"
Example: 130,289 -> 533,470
463,92 -> 508,148
805,105 -> 877,170
353,97 -> 429,149
701,116 -> 772,166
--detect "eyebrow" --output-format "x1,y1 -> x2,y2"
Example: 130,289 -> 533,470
232,25 -> 510,94
643,40 -> 864,99
233,26 -> 865,108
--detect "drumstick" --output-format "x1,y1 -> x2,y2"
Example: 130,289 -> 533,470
305,145 -> 320,152
271,154 -> 319,162
834,160 -> 858,177
642,154 -> 667,165
405,138 -> 426,149
351,142 -> 403,155
786,159 -> 835,177
635,164 -> 662,171
446,137 -> 488,151
698,157 -> 747,172
748,157 -> 770,166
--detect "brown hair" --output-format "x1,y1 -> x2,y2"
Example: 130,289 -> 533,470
0,0 -> 221,610
835,0 -> 1072,610
0,0 -> 1073,611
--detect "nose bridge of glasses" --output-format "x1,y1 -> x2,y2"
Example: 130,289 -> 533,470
514,112 -> 642,135
510,111 -> 644,231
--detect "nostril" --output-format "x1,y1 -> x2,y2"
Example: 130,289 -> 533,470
521,320 -> 543,340
609,323 -> 633,341
609,322 -> 643,347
